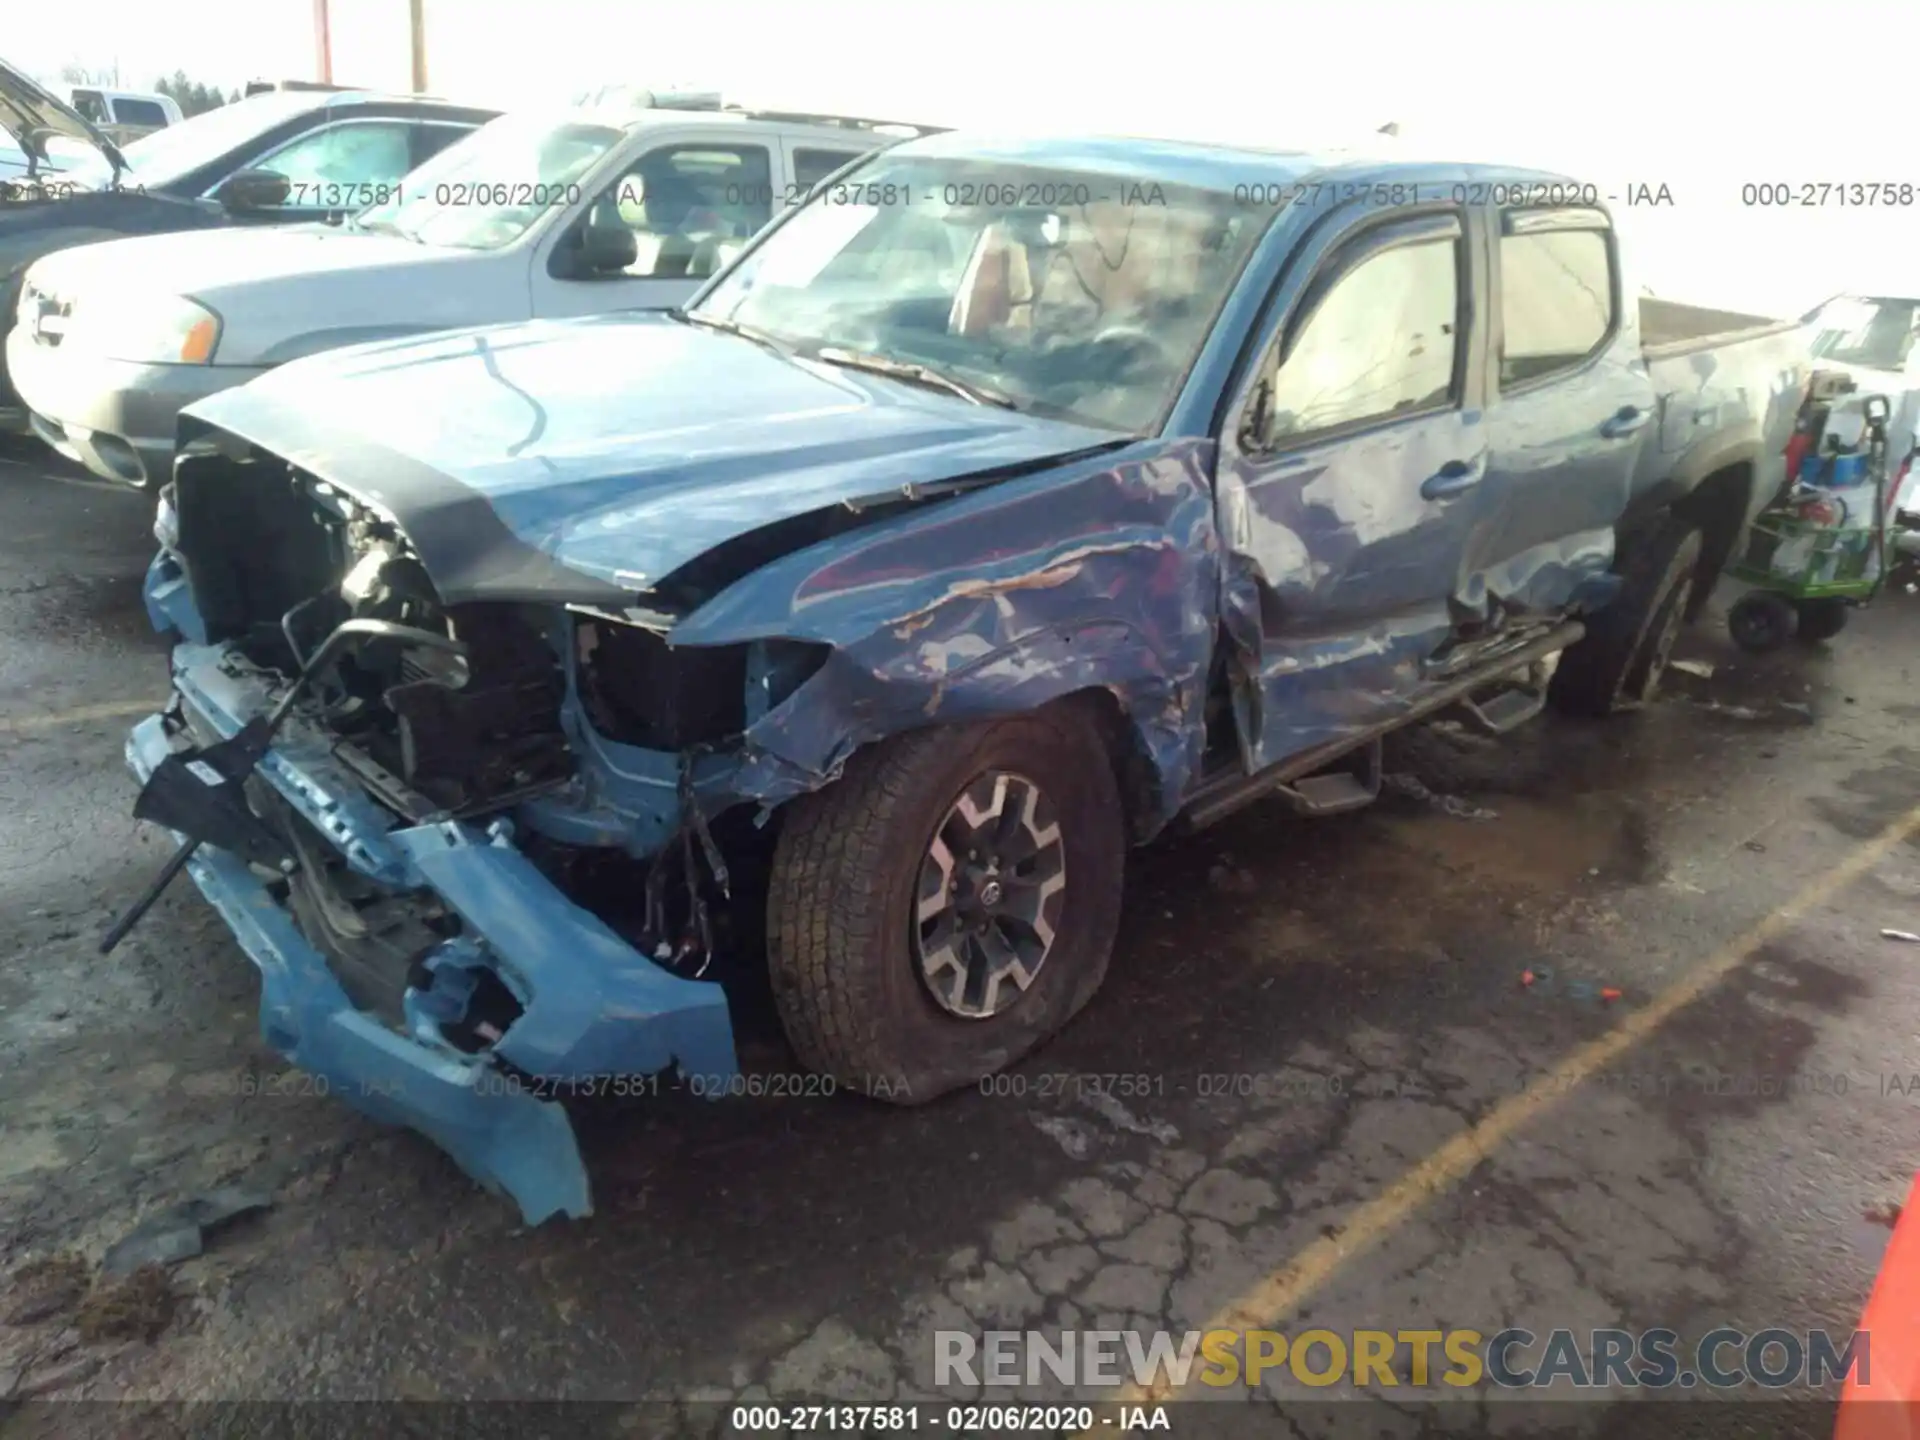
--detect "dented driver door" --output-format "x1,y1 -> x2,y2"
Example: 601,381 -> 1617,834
1212,200 -> 1494,772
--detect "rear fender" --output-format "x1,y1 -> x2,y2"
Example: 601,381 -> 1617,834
1627,427 -> 1762,531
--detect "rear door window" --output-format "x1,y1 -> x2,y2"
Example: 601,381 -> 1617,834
1497,211 -> 1616,388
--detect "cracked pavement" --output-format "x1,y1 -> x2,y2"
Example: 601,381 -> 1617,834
2,443 -> 1918,1437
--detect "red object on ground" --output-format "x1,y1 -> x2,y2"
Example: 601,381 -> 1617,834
1600,987 -> 1623,1002
1835,1172 -> 1920,1439
1786,430 -> 1814,485
1521,970 -> 1536,987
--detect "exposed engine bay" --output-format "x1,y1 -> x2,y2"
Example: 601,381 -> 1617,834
166,453 -> 795,818
160,448 -> 807,989
170,458 -> 567,818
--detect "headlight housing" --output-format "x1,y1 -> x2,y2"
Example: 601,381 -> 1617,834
64,293 -> 221,364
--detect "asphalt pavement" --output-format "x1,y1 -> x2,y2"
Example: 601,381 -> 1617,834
2,437 -> 1918,1438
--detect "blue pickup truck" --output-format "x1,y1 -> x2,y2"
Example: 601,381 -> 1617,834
121,132 -> 1810,1223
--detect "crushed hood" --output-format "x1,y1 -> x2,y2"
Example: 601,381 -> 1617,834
182,311 -> 1123,605
0,58 -> 124,176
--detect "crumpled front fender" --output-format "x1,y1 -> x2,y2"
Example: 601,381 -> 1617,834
668,438 -> 1222,836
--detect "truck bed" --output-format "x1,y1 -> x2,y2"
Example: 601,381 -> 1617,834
1640,297 -> 1801,359
1633,297 -> 1813,541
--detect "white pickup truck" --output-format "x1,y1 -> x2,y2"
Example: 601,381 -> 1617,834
9,98 -> 939,487
66,86 -> 185,144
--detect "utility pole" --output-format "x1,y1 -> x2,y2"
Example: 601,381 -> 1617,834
314,0 -> 333,83
408,0 -> 428,94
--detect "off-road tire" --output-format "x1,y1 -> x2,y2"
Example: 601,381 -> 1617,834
1549,520 -> 1703,718
1728,591 -> 1797,653
766,708 -> 1125,1105
1793,597 -> 1851,643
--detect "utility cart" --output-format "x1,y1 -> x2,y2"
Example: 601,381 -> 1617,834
1726,377 -> 1894,652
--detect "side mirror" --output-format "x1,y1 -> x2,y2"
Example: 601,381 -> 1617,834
554,219 -> 637,279
214,168 -> 291,212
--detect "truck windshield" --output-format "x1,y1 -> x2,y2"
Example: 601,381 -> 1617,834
351,112 -> 625,249
690,155 -> 1267,432
1805,295 -> 1920,374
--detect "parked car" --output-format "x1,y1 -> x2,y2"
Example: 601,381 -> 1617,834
0,61 -> 495,432
8,98 -> 937,488
66,85 -> 184,144
118,133 -> 1809,1223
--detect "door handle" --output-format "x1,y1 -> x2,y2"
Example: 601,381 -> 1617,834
1420,459 -> 1484,501
1600,405 -> 1651,439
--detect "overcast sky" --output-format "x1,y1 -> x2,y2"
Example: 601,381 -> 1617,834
9,0 -> 1918,315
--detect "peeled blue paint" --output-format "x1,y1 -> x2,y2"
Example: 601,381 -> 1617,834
671,438 -> 1222,834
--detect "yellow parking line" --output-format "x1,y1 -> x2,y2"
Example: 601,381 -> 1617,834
0,698 -> 161,736
1092,795 -> 1920,1418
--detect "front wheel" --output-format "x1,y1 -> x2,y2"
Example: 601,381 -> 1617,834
1549,520 -> 1703,717
766,708 -> 1125,1104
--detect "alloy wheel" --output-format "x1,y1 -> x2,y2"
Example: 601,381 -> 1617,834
913,771 -> 1068,1019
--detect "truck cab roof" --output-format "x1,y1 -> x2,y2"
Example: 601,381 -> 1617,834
891,129 -> 1587,196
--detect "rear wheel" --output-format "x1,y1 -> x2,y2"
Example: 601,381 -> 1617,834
1549,520 -> 1703,717
766,707 -> 1124,1103
1728,591 -> 1797,653
1793,597 -> 1851,643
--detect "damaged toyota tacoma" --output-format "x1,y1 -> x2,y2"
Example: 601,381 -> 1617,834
116,133 -> 1811,1223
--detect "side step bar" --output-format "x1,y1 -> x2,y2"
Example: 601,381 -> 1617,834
1180,620 -> 1582,832
1452,682 -> 1546,737
1279,737 -> 1382,817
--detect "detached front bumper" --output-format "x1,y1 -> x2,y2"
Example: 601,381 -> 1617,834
125,641 -> 740,1225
